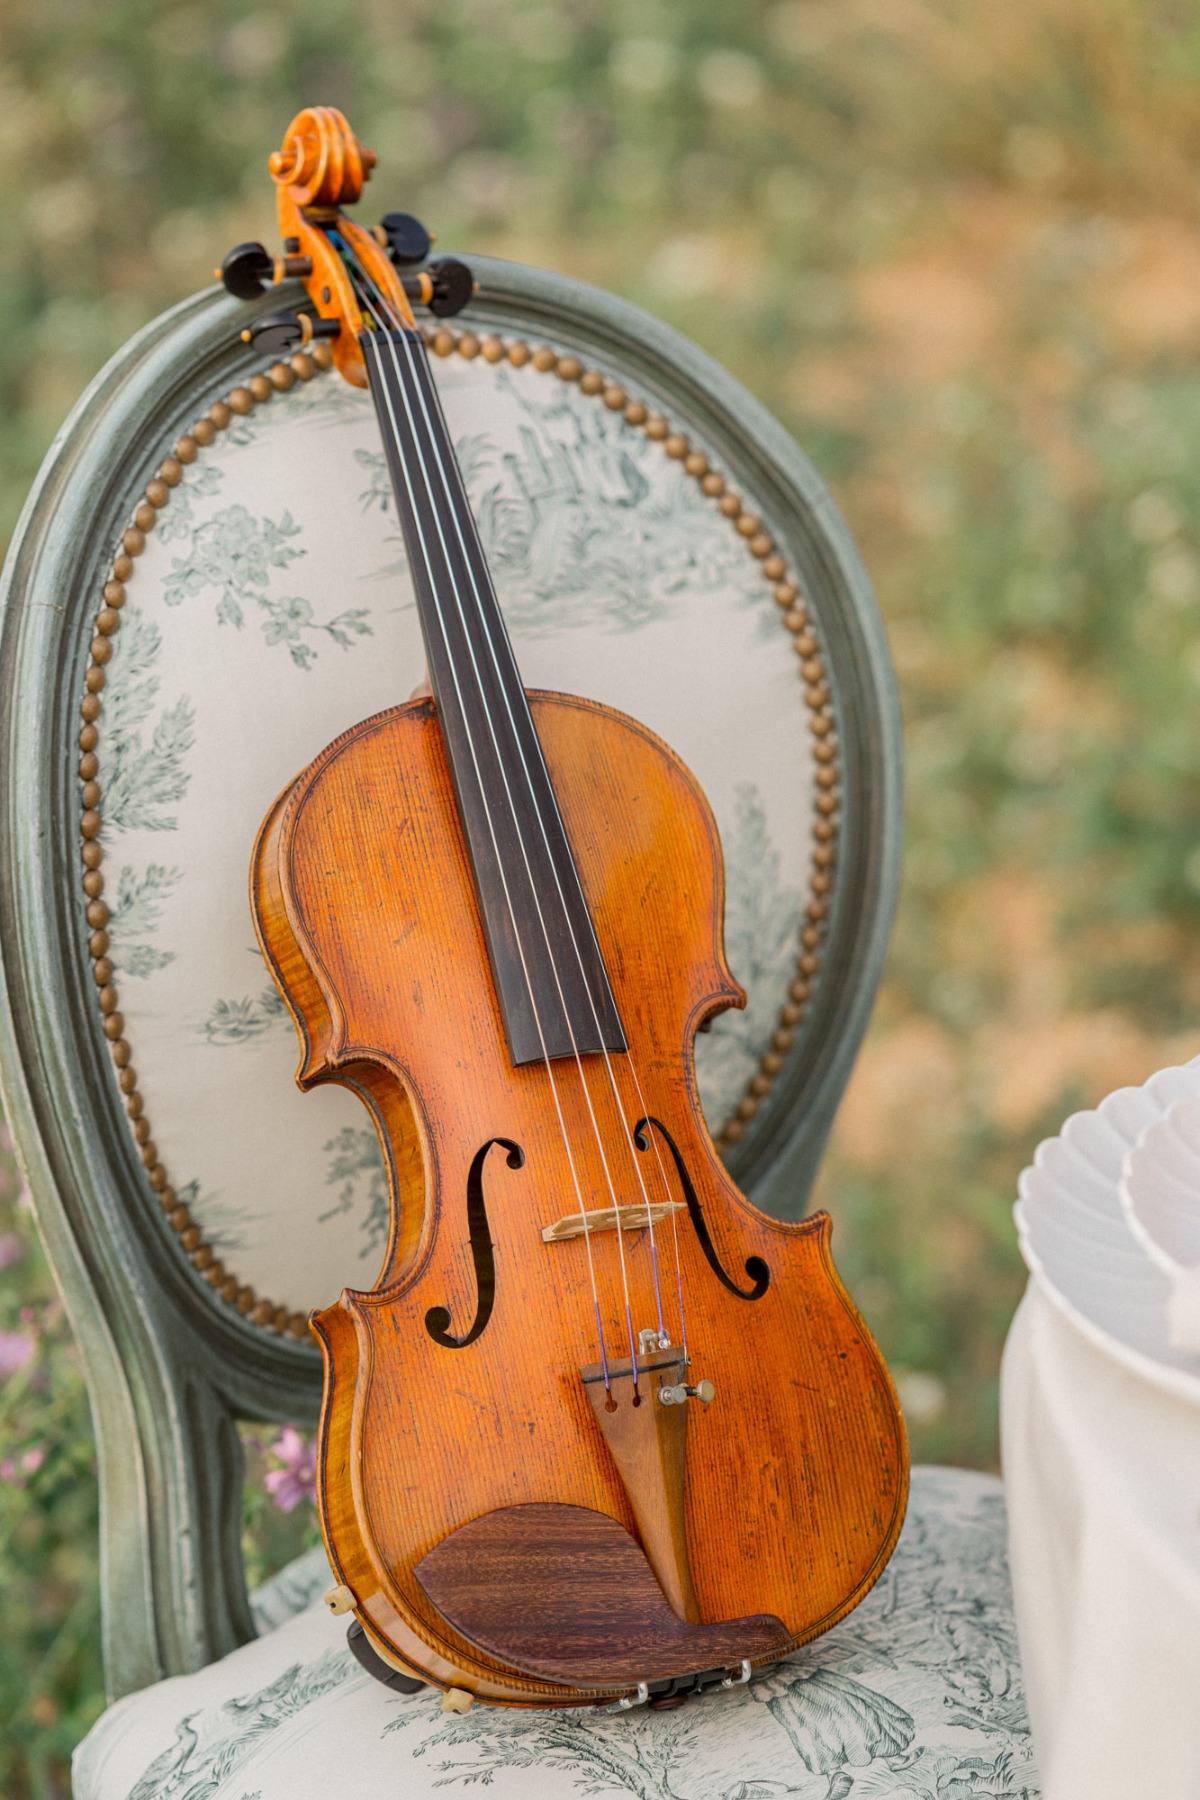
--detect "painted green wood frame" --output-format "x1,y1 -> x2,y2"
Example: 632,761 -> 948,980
0,258 -> 903,1700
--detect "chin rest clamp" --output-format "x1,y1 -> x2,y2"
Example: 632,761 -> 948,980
346,1619 -> 426,1694
610,1656 -> 761,1712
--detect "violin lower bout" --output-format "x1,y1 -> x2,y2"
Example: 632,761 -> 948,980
253,690 -> 909,1707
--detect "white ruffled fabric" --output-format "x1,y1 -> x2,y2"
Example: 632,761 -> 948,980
1003,1285 -> 1200,1799
1167,1262 -> 1200,1353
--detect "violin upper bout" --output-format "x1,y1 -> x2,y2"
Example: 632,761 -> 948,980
528,692 -> 747,1047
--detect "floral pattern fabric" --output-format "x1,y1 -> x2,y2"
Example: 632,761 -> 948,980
73,1468 -> 1039,1800
101,354 -> 818,1314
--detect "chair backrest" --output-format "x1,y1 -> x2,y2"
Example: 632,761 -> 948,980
0,258 -> 901,1698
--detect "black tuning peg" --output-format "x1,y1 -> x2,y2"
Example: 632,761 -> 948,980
239,311 -> 342,353
426,257 -> 474,318
219,241 -> 275,301
380,212 -> 433,266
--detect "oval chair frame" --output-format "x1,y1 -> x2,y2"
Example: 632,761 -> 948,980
0,258 -> 901,1698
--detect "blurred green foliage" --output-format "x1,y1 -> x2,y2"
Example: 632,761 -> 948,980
0,1133 -> 102,1794
6,0 -> 1200,1789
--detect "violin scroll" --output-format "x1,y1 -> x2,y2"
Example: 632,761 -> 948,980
268,104 -> 377,210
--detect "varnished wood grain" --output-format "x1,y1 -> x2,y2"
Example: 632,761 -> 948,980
252,689 -> 909,1707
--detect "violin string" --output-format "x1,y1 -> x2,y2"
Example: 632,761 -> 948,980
364,295 -> 647,1386
352,242 -> 689,1377
372,283 -> 688,1361
379,316 -> 647,1382
364,314 -> 614,1385
400,333 -> 676,1361
353,268 -> 653,1388
374,271 -> 692,1365
398,332 -> 687,1354
370,316 -> 644,1390
347,267 -> 614,1384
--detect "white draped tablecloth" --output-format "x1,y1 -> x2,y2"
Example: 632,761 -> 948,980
1002,1281 -> 1200,1798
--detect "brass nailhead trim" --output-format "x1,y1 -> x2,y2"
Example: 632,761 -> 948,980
79,325 -> 838,1328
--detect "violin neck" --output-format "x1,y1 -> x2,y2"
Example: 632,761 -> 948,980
362,328 -> 627,1068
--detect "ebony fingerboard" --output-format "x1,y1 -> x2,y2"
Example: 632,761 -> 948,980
363,329 -> 627,1067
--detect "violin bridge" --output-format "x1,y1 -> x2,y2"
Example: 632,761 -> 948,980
540,1200 -> 684,1244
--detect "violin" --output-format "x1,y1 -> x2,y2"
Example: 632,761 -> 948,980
244,107 -> 908,1712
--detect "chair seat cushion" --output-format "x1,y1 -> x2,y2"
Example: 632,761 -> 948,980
73,1467 -> 1038,1799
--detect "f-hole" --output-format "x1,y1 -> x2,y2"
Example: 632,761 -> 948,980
634,1117 -> 769,1301
425,1136 -> 523,1349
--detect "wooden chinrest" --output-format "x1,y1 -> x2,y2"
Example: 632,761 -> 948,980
413,1501 -> 790,1688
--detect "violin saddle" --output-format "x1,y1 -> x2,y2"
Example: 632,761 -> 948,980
413,1502 -> 790,1687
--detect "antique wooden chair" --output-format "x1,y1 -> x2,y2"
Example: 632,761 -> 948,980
0,259 -> 1036,1795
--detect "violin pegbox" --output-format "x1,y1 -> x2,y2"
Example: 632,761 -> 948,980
216,104 -> 480,386
268,104 -> 413,388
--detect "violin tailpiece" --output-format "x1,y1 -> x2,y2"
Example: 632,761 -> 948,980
580,1348 -> 698,1623
413,1502 -> 789,1688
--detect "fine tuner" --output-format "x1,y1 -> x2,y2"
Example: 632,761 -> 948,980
658,1378 -> 715,1407
633,1325 -> 714,1405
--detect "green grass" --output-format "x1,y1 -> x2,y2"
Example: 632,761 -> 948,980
0,1138 -> 103,1793
6,0 -> 1200,1789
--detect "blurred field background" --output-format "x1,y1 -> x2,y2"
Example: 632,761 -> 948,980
5,0 -> 1200,1789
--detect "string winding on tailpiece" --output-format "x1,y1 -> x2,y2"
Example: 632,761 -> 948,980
234,105 -> 909,1715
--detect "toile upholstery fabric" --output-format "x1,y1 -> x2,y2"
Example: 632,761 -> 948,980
98,346 -> 823,1317
73,1468 -> 1039,1799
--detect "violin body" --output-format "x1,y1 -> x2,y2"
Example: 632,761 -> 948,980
253,688 -> 907,1706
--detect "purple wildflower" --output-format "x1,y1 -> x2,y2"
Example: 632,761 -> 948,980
0,1331 -> 34,1382
0,1444 -> 45,1488
264,1426 -> 317,1513
0,1233 -> 25,1271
